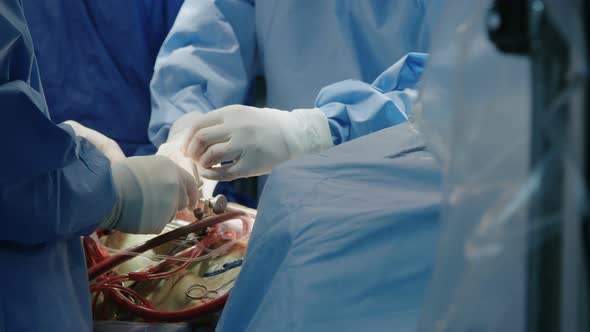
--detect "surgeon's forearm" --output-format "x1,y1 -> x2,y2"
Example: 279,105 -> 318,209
148,0 -> 257,147
0,148 -> 117,244
316,53 -> 428,145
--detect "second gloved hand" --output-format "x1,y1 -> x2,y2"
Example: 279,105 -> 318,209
156,132 -> 206,221
63,120 -> 126,162
100,156 -> 199,234
183,105 -> 333,181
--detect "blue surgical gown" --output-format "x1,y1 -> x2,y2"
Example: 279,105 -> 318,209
149,0 -> 436,147
317,52 -> 427,145
217,123 -> 442,331
22,0 -> 183,156
0,1 -> 117,330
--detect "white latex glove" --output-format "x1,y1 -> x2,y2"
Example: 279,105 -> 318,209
156,133 -> 206,221
183,105 -> 333,181
100,156 -> 199,234
157,136 -> 202,187
162,113 -> 219,198
63,120 -> 126,162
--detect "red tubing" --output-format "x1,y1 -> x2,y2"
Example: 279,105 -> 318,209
87,210 -> 250,322
88,210 -> 247,281
108,290 -> 229,322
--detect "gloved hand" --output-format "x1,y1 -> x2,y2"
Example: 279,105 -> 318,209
100,155 -> 199,234
63,120 -> 126,162
160,112 -> 219,196
183,105 -> 333,181
156,132 -> 205,221
157,136 -> 202,185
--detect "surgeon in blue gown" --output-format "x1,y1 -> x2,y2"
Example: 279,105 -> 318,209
149,0 -> 439,194
0,2 -> 199,330
22,0 -> 184,156
146,1 -> 443,330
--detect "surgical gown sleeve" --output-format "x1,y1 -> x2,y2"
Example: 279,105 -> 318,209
0,0 -> 117,245
149,0 -> 256,146
317,52 -> 428,145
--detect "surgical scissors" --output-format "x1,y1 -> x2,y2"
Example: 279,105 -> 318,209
185,278 -> 237,300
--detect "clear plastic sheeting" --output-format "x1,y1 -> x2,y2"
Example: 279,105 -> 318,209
416,0 -> 588,331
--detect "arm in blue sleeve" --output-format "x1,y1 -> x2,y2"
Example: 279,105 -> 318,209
0,0 -> 117,245
149,0 -> 256,146
316,53 -> 428,145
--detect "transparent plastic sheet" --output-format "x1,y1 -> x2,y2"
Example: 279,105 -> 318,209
415,0 -> 588,331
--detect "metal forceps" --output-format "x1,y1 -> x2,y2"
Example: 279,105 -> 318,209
185,278 -> 237,300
